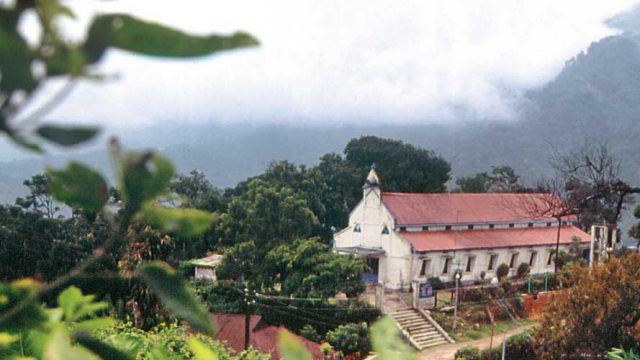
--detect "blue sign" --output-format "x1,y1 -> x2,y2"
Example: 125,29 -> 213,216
419,282 -> 434,299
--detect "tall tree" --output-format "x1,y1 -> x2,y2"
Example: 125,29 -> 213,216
15,174 -> 60,218
170,170 -> 226,212
454,165 -> 523,193
344,136 -> 451,193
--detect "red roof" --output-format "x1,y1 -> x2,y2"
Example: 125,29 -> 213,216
401,226 -> 590,252
210,313 -> 326,360
382,192 -> 574,225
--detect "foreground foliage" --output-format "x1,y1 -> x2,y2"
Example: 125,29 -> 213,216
535,253 -> 640,358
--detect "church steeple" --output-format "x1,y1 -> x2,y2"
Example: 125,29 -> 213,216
364,165 -> 381,189
363,165 -> 381,205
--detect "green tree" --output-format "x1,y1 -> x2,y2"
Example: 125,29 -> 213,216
170,170 -> 226,212
263,237 -> 368,298
344,136 -> 451,193
325,322 -> 371,357
496,263 -> 510,281
454,165 -> 522,193
15,174 -> 60,218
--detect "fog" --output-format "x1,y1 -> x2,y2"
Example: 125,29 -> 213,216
15,0 -> 638,128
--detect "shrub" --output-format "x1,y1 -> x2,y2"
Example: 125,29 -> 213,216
456,331 -> 536,360
325,322 -> 371,357
96,320 -> 269,360
496,263 -> 510,280
300,324 -> 321,343
455,345 -> 481,360
428,276 -> 444,290
500,280 -> 513,295
516,262 -> 530,278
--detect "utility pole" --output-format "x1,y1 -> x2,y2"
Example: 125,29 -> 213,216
244,287 -> 254,350
452,271 -> 461,332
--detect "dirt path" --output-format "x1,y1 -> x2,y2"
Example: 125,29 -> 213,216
419,324 -> 536,360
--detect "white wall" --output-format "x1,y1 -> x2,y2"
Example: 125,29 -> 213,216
411,244 -> 577,283
333,186 -> 413,289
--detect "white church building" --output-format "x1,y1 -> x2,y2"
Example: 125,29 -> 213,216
333,168 -> 592,290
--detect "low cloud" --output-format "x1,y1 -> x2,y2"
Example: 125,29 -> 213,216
21,0 -> 640,128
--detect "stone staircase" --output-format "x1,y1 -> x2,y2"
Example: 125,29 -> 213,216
389,309 -> 452,350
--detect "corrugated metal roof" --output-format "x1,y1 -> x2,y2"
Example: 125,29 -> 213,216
191,254 -> 224,268
210,313 -> 326,359
382,192 -> 575,225
401,226 -> 590,252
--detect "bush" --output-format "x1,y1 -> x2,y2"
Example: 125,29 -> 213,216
96,320 -> 269,360
496,263 -> 510,280
500,280 -> 513,295
192,280 -> 244,313
300,324 -> 321,343
516,263 -> 530,278
428,276 -> 444,290
455,345 -> 481,360
455,330 -> 536,360
325,322 -> 371,357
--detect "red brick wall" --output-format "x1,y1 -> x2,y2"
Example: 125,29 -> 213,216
522,291 -> 564,317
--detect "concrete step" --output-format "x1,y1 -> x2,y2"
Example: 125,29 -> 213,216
406,325 -> 437,332
412,333 -> 444,342
390,309 -> 451,351
418,340 -> 448,348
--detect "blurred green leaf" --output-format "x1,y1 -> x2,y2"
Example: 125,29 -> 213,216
188,337 -> 219,360
44,326 -> 99,360
142,206 -> 216,237
137,262 -> 214,335
37,124 -> 99,146
48,162 -> 108,211
0,28 -> 35,92
370,317 -> 416,360
121,152 -> 175,213
73,331 -> 132,360
0,279 -> 46,331
0,332 -> 18,347
84,14 -> 258,63
278,329 -> 311,360
57,286 -> 108,323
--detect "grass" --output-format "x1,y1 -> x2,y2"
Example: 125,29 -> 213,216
451,318 -> 537,342
428,300 -> 537,343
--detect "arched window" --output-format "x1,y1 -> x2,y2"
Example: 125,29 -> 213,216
381,225 -> 390,235
354,224 -> 361,233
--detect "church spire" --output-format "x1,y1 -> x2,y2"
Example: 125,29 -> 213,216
363,164 -> 381,189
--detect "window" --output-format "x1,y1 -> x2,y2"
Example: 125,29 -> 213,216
420,259 -> 431,276
443,258 -> 451,274
489,224 -> 495,229
547,252 -> 554,266
445,225 -> 452,231
547,222 -> 552,227
528,223 -> 534,228
381,225 -> 389,235
509,253 -> 519,268
422,226 -> 429,231
353,224 -> 361,233
488,254 -> 498,271
529,252 -> 537,267
509,223 -> 515,228
468,224 -> 474,230
465,256 -> 476,273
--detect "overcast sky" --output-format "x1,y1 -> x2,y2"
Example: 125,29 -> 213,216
17,0 -> 640,128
